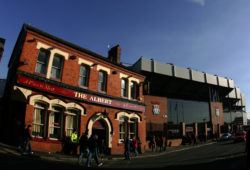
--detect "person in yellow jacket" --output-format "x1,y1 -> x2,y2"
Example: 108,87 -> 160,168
71,129 -> 78,155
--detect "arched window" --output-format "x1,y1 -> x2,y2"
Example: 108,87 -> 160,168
32,102 -> 48,137
118,115 -> 138,142
49,106 -> 64,139
98,70 -> 107,92
51,54 -> 64,79
129,118 -> 138,139
35,49 -> 50,75
65,109 -> 80,137
119,116 -> 127,142
79,64 -> 90,87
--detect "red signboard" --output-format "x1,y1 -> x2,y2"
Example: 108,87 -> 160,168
17,75 -> 145,112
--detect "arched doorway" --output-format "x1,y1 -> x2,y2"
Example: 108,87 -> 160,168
87,113 -> 113,155
92,120 -> 108,154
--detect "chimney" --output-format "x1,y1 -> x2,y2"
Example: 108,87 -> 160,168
108,45 -> 121,64
0,38 -> 5,62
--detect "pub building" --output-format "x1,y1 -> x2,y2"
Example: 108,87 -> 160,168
1,24 -> 146,154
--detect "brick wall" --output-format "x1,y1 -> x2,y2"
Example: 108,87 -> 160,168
210,102 -> 224,134
144,95 -> 167,136
17,31 -> 145,102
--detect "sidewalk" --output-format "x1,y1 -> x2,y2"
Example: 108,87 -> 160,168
0,141 -> 215,163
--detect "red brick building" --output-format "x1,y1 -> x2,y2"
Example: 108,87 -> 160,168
2,24 -> 146,154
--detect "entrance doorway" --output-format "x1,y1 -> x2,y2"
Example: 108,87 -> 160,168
92,120 -> 109,154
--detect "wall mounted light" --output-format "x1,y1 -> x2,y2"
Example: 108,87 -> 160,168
69,55 -> 77,60
19,59 -> 28,66
112,70 -> 118,74
27,38 -> 36,42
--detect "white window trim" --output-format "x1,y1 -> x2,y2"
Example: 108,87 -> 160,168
97,65 -> 110,75
36,42 -> 69,79
119,73 -> 140,100
78,58 -> 93,67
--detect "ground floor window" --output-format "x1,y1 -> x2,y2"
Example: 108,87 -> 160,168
32,102 -> 47,137
49,106 -> 64,139
32,101 -> 81,140
65,109 -> 79,137
119,116 -> 138,142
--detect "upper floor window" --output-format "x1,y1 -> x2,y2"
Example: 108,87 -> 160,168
79,64 -> 90,87
98,71 -> 107,92
51,54 -> 64,79
130,81 -> 138,100
121,78 -> 128,98
35,49 -> 50,75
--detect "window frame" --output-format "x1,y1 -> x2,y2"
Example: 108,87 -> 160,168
98,70 -> 107,93
32,102 -> 48,138
130,81 -> 138,100
65,109 -> 80,137
35,49 -> 50,75
78,64 -> 90,88
121,78 -> 128,98
49,106 -> 64,140
50,54 -> 64,80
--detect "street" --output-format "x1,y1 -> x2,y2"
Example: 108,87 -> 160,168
101,141 -> 247,169
0,141 -> 247,169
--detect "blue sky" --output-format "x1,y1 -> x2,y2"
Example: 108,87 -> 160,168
0,0 -> 250,118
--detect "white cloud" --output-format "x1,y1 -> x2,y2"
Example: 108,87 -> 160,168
190,0 -> 206,6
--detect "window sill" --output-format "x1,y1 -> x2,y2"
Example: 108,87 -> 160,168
50,77 -> 62,82
34,72 -> 47,78
32,137 -> 62,144
78,85 -> 88,90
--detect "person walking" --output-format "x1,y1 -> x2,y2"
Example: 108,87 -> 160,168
132,137 -> 138,156
124,137 -> 131,160
71,129 -> 78,155
22,125 -> 33,155
246,129 -> 250,169
137,137 -> 142,154
151,135 -> 156,152
86,134 -> 103,167
78,130 -> 89,166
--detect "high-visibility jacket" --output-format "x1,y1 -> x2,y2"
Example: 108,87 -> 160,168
71,132 -> 78,143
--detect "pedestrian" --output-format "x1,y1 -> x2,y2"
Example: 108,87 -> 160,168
246,129 -> 250,169
159,136 -> 163,152
151,135 -> 156,152
86,134 -> 103,167
191,133 -> 197,145
137,137 -> 142,154
78,130 -> 89,166
124,137 -> 131,160
71,129 -> 78,155
17,124 -> 26,152
98,139 -> 105,160
132,137 -> 138,156
22,125 -> 33,155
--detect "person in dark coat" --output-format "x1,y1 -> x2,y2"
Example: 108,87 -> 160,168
124,137 -> 131,160
78,130 -> 89,165
86,134 -> 103,167
23,125 -> 33,155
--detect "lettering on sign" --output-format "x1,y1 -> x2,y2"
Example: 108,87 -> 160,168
17,75 -> 145,112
